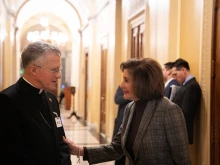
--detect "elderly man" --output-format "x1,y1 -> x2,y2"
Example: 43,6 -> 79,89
0,41 -> 71,165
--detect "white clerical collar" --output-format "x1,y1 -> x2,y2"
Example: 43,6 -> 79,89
22,77 -> 44,94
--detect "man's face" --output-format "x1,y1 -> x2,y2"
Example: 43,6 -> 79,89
34,52 -> 61,92
171,67 -> 185,84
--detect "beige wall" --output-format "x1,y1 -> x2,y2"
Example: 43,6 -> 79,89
0,0 -> 17,90
3,14 -> 15,89
179,1 -> 203,164
3,20 -> 12,89
168,0 -> 180,61
179,0 -> 202,78
198,0 -> 213,164
0,0 -> 3,91
80,0 -> 119,140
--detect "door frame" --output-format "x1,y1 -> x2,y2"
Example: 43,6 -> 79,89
211,0 -> 220,164
84,51 -> 89,121
99,36 -> 108,137
100,45 -> 107,137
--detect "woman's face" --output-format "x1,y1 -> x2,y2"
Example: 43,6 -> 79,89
120,69 -> 139,101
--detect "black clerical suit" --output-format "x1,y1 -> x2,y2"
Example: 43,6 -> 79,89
0,78 -> 71,165
172,77 -> 201,144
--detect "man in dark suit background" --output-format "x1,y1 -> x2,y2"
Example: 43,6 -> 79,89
162,62 -> 179,99
171,58 -> 201,144
0,41 -> 71,165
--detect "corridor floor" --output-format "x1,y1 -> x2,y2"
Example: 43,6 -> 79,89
60,105 -> 114,165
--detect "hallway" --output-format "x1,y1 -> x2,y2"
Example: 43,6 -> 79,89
60,104 -> 114,165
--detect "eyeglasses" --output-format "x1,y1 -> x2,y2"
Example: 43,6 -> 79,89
33,64 -> 62,74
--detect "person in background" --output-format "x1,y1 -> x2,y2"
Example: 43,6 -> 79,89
171,58 -> 202,144
113,86 -> 131,165
162,62 -> 179,99
63,58 -> 191,165
0,41 -> 71,165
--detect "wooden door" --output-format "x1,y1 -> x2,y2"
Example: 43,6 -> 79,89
138,23 -> 145,58
131,26 -> 139,58
211,0 -> 220,164
64,86 -> 71,110
100,46 -> 107,136
131,23 -> 145,58
84,53 -> 88,121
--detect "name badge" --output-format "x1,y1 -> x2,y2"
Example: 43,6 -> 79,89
55,117 -> 62,128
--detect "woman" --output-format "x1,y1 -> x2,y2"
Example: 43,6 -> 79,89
63,58 -> 191,165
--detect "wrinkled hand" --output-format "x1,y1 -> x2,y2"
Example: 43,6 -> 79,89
63,136 -> 79,155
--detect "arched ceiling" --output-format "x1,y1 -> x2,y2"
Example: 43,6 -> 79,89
5,0 -> 92,51
16,0 -> 81,33
19,13 -> 72,51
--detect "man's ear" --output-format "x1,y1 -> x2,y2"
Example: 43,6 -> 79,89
167,69 -> 171,76
182,67 -> 186,73
29,65 -> 38,76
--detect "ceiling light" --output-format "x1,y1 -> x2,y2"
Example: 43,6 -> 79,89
40,16 -> 48,27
